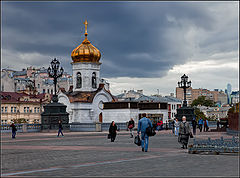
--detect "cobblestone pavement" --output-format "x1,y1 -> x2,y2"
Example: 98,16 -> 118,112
1,129 -> 239,177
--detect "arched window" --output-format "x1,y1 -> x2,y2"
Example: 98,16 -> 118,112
92,72 -> 97,88
76,72 -> 82,88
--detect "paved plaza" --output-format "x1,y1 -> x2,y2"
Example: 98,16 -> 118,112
1,129 -> 239,177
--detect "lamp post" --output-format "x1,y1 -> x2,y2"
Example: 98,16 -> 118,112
47,58 -> 64,102
178,74 -> 191,107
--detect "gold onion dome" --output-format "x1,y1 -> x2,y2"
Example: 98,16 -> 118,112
71,20 -> 101,63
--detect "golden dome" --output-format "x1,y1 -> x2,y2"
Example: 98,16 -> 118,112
71,20 -> 101,63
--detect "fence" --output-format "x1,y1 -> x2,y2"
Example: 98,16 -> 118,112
188,136 -> 239,154
1,123 -> 128,132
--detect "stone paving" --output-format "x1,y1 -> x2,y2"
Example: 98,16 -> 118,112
1,129 -> 239,177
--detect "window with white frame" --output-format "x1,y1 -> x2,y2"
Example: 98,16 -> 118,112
24,107 -> 26,113
27,107 -> 29,113
5,107 -> 7,113
11,107 -> 13,113
1,107 -> 4,113
14,107 -> 17,113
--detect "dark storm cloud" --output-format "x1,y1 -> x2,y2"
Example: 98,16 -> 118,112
2,1 -> 238,78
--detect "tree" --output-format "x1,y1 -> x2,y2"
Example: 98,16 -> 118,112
194,108 -> 207,121
191,96 -> 215,107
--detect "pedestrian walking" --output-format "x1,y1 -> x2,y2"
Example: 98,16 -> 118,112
156,120 -> 162,131
174,119 -> 179,136
109,121 -> 118,142
204,119 -> 209,132
217,118 -> 220,130
171,119 -> 175,134
178,116 -> 193,149
57,120 -> 64,137
192,117 -> 197,135
165,120 -> 168,130
10,122 -> 17,139
128,118 -> 135,138
137,113 -> 153,152
198,118 -> 203,132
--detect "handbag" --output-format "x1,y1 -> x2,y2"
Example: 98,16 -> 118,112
107,134 -> 111,139
134,135 -> 141,146
128,124 -> 133,129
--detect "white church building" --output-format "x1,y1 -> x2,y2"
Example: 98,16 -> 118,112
58,20 -> 116,124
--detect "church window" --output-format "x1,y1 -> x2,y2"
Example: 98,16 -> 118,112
76,72 -> 82,88
92,72 -> 97,88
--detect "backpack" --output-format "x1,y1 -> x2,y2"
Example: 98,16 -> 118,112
146,126 -> 156,136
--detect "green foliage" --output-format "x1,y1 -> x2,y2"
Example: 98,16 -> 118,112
194,108 -> 207,121
191,96 -> 215,107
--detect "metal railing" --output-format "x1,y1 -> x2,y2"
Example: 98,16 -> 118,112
0,124 -> 41,133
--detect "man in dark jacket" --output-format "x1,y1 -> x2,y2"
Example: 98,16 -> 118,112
109,121 -> 118,142
192,117 -> 197,135
10,122 -> 17,139
128,118 -> 135,138
57,120 -> 64,137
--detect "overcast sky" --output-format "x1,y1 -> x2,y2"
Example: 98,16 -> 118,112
2,1 -> 239,96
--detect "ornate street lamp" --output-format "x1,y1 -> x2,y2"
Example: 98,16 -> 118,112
175,74 -> 195,121
47,58 -> 64,102
178,74 -> 191,107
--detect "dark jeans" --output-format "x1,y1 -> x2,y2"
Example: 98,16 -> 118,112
193,126 -> 196,135
199,124 -> 203,132
110,133 -> 116,142
58,128 -> 64,136
204,126 -> 209,132
12,130 -> 16,138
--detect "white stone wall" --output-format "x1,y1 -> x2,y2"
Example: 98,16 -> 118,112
103,109 -> 139,123
72,62 -> 101,92
168,101 -> 181,119
92,90 -> 113,122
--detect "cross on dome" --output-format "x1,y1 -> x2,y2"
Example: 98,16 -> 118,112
84,20 -> 88,36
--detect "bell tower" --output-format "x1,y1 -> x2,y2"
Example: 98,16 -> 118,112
71,20 -> 101,92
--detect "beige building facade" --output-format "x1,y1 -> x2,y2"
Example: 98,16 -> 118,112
1,90 -> 51,124
176,87 -> 228,106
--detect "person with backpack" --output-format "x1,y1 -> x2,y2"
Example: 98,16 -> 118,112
57,120 -> 64,137
178,116 -> 193,149
10,122 -> 17,139
128,118 -> 135,138
137,113 -> 153,152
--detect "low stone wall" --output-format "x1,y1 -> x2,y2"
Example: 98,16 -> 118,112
70,123 -> 96,132
227,128 -> 239,136
69,122 -> 128,132
0,124 -> 41,133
